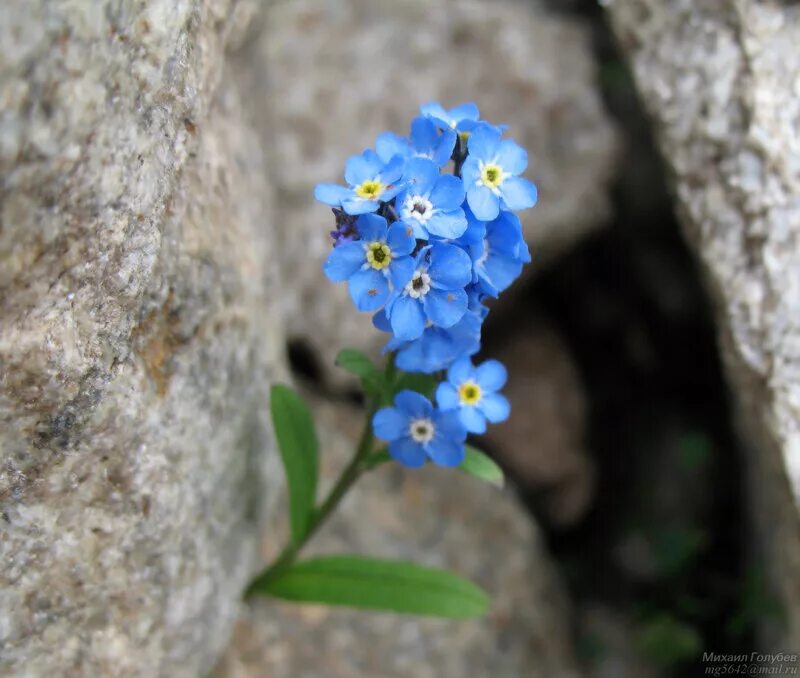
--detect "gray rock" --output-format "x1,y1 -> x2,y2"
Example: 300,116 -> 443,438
254,0 -> 619,384
0,1 -> 283,674
216,395 -> 582,678
483,316 -> 594,528
606,0 -> 800,651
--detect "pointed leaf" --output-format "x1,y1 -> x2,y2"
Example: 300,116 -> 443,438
270,384 -> 318,543
335,348 -> 383,396
253,555 -> 489,619
460,446 -> 504,487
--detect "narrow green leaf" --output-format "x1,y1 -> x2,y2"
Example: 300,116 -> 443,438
270,384 -> 318,544
460,446 -> 504,487
335,349 -> 383,396
254,555 -> 489,619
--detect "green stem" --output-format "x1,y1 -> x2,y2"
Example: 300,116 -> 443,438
245,356 -> 395,598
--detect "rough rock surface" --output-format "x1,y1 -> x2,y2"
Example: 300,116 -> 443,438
254,0 -> 619,383
0,2 -> 283,675
484,317 -> 594,528
216,396 -> 582,678
607,0 -> 800,650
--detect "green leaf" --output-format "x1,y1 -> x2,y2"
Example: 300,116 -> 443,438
636,614 -> 702,666
270,384 -> 318,544
335,349 -> 382,396
363,448 -> 391,470
253,555 -> 489,619
459,446 -> 504,487
392,371 -> 437,400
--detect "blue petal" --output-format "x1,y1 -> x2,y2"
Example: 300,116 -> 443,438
432,128 -> 457,167
466,185 -> 500,221
375,132 -> 410,163
500,176 -> 538,211
447,357 -> 474,385
395,389 -> 433,418
401,157 -> 439,195
482,254 -> 523,294
373,309 -> 391,333
349,268 -> 389,311
432,408 -> 468,442
372,407 -> 408,441
429,175 -> 465,210
435,382 -> 459,410
460,156 -> 480,187
425,209 -> 468,239
466,123 -> 501,162
341,197 -> 380,215
345,150 -> 383,186
448,102 -> 480,123
409,116 -> 439,154
479,393 -> 511,423
420,101 -> 450,127
323,242 -> 365,282
356,213 -> 388,242
386,222 -> 416,256
475,359 -> 507,391
378,155 -> 405,186
428,243 -> 472,289
314,183 -> 350,206
389,295 -> 426,340
459,406 -> 487,434
388,256 -> 415,289
424,436 -> 465,467
495,139 -> 528,175
388,437 -> 427,468
423,288 -> 467,328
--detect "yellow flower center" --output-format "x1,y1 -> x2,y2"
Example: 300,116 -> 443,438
366,242 -> 392,270
458,381 -> 482,406
355,180 -> 385,200
480,163 -> 503,189
458,131 -> 471,144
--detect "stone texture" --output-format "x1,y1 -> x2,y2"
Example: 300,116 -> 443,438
215,395 -> 582,678
484,317 -> 594,528
0,2 -> 284,675
253,0 -> 619,384
606,0 -> 800,651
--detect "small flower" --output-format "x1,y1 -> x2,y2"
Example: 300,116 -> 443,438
466,211 -> 531,296
315,150 -> 405,215
408,116 -> 457,168
436,357 -> 511,434
396,158 -> 467,239
323,213 -> 415,312
388,311 -> 483,374
373,390 -> 467,467
386,243 -> 472,341
420,101 -> 481,143
461,124 -> 538,221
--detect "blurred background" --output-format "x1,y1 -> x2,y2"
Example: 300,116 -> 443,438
3,1 -> 798,677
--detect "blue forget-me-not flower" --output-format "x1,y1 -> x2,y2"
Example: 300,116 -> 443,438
460,124 -> 538,221
436,357 -> 511,434
316,102 -> 536,467
315,150 -> 405,215
373,390 -> 467,467
323,213 -> 415,311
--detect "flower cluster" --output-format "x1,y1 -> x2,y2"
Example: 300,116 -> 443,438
316,102 -> 536,468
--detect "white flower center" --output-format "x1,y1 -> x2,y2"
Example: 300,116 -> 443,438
405,271 -> 432,299
403,194 -> 434,223
409,417 -> 435,443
